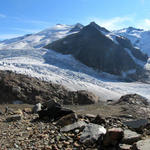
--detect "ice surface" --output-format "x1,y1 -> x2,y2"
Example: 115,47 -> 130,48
0,48 -> 149,101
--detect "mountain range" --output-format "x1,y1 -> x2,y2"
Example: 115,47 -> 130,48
0,22 -> 150,100
45,22 -> 148,79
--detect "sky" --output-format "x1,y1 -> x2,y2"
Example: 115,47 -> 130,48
1,0 -> 150,40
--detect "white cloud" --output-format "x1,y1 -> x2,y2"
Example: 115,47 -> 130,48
137,19 -> 150,30
0,13 -> 6,18
88,17 -> 133,30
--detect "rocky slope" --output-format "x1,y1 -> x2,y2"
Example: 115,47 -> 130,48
45,22 -> 148,79
0,94 -> 150,149
0,70 -> 99,105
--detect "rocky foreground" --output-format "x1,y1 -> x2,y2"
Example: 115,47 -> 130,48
0,94 -> 150,150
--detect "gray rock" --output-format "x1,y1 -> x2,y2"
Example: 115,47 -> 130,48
123,119 -> 148,130
60,121 -> 87,132
80,123 -> 106,145
32,103 -> 42,113
133,139 -> 150,150
6,115 -> 22,122
116,94 -> 149,106
122,129 -> 141,144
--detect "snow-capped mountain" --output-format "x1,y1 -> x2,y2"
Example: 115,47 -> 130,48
0,23 -> 83,50
113,27 -> 150,56
45,22 -> 148,79
0,22 -> 150,101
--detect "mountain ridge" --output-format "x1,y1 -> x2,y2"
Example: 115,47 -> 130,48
45,22 -> 148,79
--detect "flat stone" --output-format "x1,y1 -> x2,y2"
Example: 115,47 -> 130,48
133,139 -> 150,150
122,129 -> 141,144
60,121 -> 87,132
103,128 -> 124,146
123,119 -> 148,130
119,144 -> 132,150
6,115 -> 22,122
56,113 -> 78,127
80,123 -> 106,145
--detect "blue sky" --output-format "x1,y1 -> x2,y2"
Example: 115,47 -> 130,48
0,0 -> 150,40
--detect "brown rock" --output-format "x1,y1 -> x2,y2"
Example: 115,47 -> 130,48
67,90 -> 99,105
56,113 -> 78,127
103,128 -> 124,146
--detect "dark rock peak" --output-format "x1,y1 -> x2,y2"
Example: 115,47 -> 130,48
74,23 -> 84,29
126,27 -> 143,33
69,23 -> 84,32
89,21 -> 110,33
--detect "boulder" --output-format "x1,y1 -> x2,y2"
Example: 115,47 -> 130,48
116,94 -> 149,106
38,100 -> 74,121
6,115 -> 22,122
80,123 -> 106,145
56,113 -> 78,127
66,90 -> 99,105
123,119 -> 148,131
60,121 -> 87,132
122,129 -> 141,144
133,139 -> 150,150
103,128 -> 124,147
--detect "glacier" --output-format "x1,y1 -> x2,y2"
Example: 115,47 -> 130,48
0,48 -> 150,101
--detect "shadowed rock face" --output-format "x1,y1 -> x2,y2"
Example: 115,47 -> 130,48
45,22 -> 148,79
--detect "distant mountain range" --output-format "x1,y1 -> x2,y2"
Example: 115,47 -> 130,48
0,22 -> 150,80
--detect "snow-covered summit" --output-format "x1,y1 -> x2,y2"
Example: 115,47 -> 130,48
113,27 -> 150,56
0,23 -> 83,50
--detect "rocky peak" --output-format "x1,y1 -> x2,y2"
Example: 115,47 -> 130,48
126,27 -> 143,33
69,23 -> 84,32
89,21 -> 110,33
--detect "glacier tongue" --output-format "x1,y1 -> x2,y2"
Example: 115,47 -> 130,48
0,48 -> 150,101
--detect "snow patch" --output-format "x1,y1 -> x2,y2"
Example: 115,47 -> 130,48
125,48 -> 146,67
